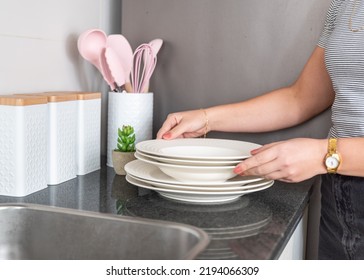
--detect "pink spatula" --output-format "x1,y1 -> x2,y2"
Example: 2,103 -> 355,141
105,47 -> 126,92
106,34 -> 133,92
99,48 -> 117,91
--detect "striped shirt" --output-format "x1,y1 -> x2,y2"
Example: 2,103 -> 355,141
318,0 -> 364,138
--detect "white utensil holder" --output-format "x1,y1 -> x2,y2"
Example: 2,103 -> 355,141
44,93 -> 78,185
0,95 -> 48,197
107,92 -> 153,167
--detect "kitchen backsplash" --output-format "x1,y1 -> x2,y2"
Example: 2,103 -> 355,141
0,0 -> 121,154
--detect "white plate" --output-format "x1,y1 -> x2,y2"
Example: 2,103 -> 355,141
134,154 -> 236,183
125,160 -> 263,186
135,150 -> 242,166
136,138 -> 261,160
126,175 -> 274,204
127,173 -> 273,192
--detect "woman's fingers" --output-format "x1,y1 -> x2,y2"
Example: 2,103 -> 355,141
234,138 -> 327,183
156,113 -> 182,139
234,144 -> 278,174
156,110 -> 207,140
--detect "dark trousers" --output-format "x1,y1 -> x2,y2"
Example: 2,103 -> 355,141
319,174 -> 364,259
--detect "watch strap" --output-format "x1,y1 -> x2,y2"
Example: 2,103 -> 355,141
326,138 -> 341,173
328,138 -> 337,154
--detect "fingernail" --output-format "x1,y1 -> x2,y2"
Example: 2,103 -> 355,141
162,132 -> 172,139
233,166 -> 243,174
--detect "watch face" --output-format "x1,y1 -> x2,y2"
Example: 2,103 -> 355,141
325,156 -> 339,169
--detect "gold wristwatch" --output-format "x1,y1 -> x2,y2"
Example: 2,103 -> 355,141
324,138 -> 341,174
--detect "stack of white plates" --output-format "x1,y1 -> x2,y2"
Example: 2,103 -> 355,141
125,138 -> 274,204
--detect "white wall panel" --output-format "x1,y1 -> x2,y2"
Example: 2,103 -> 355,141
0,0 -> 100,40
0,0 -> 121,154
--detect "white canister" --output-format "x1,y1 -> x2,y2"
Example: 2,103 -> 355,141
45,91 -> 102,175
0,95 -> 48,197
107,92 -> 153,167
40,93 -> 78,185
75,92 -> 101,175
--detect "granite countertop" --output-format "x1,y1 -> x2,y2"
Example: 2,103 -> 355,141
0,165 -> 316,260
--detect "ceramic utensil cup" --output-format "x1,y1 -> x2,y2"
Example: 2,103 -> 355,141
0,95 -> 48,197
107,92 -> 153,167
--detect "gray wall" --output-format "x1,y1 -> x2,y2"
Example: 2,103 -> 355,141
121,0 -> 332,144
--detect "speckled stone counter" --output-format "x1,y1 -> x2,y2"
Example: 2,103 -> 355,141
0,165 -> 316,259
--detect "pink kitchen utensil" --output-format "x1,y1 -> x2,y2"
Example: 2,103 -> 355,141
130,44 -> 157,93
78,29 -> 118,90
142,38 -> 163,92
106,34 -> 133,92
77,29 -> 107,73
99,47 -> 117,91
105,47 -> 126,92
149,38 -> 163,56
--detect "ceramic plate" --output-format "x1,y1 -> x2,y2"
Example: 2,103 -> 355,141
126,175 -> 274,204
124,160 -> 263,186
134,154 -> 236,183
135,150 -> 242,166
127,173 -> 273,192
136,138 -> 261,160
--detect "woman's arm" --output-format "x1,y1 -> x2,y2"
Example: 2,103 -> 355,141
235,136 -> 364,182
157,46 -> 335,139
335,138 -> 364,177
207,46 -> 334,132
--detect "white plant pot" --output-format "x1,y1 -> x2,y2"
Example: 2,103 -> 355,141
107,92 -> 153,167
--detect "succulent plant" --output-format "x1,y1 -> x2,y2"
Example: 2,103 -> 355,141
115,125 -> 136,152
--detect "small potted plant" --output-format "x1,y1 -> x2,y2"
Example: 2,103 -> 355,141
112,125 -> 136,175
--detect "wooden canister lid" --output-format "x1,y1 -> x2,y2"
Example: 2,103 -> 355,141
14,92 -> 78,103
35,92 -> 78,103
44,91 -> 101,100
75,92 -> 101,100
0,95 -> 48,106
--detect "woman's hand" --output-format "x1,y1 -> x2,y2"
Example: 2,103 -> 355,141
233,138 -> 328,182
156,109 -> 208,139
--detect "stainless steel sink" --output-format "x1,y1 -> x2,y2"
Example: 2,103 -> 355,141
0,203 -> 209,260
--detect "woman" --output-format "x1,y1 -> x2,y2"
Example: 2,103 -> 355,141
157,0 -> 364,259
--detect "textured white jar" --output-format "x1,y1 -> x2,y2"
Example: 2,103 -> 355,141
107,92 -> 153,167
41,93 -> 78,185
0,95 -> 48,197
75,92 -> 101,175
44,91 -> 102,175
